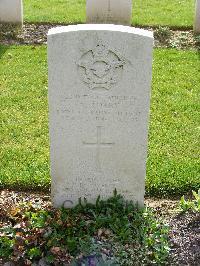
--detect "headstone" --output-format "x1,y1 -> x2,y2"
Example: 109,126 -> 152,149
48,24 -> 154,208
86,0 -> 132,26
194,0 -> 200,33
0,0 -> 23,24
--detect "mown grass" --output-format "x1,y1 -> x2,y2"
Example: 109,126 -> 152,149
24,0 -> 195,27
147,49 -> 200,196
0,45 -> 199,196
0,46 -> 49,190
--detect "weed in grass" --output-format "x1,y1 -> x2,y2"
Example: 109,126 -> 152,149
0,193 -> 170,265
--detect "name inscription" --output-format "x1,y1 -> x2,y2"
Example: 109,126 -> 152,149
56,93 -> 140,123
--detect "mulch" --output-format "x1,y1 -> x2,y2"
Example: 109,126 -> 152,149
0,23 -> 200,50
169,211 -> 200,265
147,198 -> 200,265
0,190 -> 200,265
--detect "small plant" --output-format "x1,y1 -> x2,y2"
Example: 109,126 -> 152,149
179,189 -> 200,213
0,192 -> 170,265
0,23 -> 21,41
0,236 -> 14,259
194,34 -> 200,47
28,247 -> 42,259
154,26 -> 172,43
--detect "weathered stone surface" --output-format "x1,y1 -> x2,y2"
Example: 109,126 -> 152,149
194,0 -> 200,33
86,0 -> 132,25
48,24 -> 154,208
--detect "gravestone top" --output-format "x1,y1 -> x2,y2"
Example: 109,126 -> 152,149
86,0 -> 132,25
48,24 -> 153,38
0,0 -> 23,24
48,24 -> 154,208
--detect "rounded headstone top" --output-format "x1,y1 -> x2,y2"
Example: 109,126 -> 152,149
48,24 -> 154,39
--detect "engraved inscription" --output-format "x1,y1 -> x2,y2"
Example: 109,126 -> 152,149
77,40 -> 126,91
83,126 -> 115,171
58,94 -> 139,123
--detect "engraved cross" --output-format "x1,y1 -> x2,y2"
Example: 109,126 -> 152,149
83,126 -> 114,171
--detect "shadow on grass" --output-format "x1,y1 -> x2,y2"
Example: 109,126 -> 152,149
0,45 -> 8,59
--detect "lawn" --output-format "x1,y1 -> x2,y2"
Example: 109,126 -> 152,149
24,0 -> 195,27
0,45 -> 199,196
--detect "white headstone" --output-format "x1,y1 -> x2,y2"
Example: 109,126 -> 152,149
0,0 -> 23,24
48,24 -> 154,208
86,0 -> 132,25
194,0 -> 200,33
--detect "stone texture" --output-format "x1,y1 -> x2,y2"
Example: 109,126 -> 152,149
48,24 -> 154,208
194,0 -> 200,33
0,0 -> 23,24
86,0 -> 132,25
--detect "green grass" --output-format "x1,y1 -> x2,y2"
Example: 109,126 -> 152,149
0,46 -> 49,190
24,0 -> 86,25
147,49 -> 200,196
24,0 -> 195,27
0,45 -> 199,196
133,0 -> 194,27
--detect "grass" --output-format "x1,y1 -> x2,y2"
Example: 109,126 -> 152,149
24,0 -> 195,27
0,193 -> 170,265
0,45 -> 199,196
133,0 -> 194,28
147,49 -> 200,196
0,46 -> 49,190
24,0 -> 86,25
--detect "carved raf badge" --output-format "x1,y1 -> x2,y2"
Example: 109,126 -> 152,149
77,40 -> 126,91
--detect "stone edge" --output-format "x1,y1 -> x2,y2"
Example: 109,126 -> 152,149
47,24 -> 154,39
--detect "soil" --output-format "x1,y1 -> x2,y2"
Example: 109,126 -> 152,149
0,23 -> 200,50
147,198 -> 200,265
0,190 -> 199,265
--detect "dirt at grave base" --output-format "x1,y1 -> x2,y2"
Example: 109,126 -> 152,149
0,190 -> 200,266
0,23 -> 200,51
